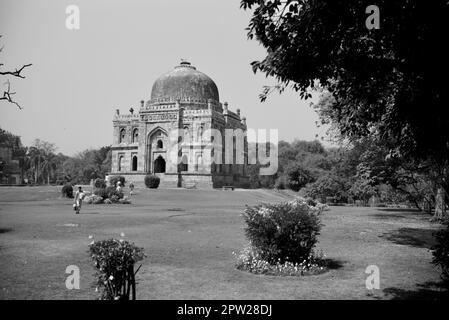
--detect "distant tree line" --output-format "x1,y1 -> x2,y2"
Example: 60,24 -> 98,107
0,128 -> 111,185
247,138 -> 439,213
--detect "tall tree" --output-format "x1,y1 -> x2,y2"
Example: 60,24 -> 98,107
241,0 -> 449,217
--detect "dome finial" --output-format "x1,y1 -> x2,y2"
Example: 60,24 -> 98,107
180,59 -> 191,66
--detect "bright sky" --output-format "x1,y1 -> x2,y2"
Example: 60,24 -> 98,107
0,0 -> 329,156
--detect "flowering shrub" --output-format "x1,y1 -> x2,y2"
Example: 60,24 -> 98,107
242,198 -> 322,264
237,197 -> 329,276
92,187 -> 127,204
89,238 -> 145,300
293,196 -> 330,215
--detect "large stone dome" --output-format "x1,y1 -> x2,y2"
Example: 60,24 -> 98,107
150,61 -> 219,102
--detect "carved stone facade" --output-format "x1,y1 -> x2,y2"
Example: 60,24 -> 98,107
110,61 -> 249,188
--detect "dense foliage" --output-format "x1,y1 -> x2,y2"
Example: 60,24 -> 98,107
241,0 -> 448,162
242,198 -> 322,264
94,178 -> 106,189
144,174 -> 160,189
109,175 -> 126,187
89,238 -> 145,300
92,186 -> 126,204
61,183 -> 73,198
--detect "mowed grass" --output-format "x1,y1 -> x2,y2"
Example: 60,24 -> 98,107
0,186 -> 446,300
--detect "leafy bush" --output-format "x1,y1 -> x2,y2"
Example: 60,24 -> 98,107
93,186 -> 126,203
242,199 -> 322,264
285,163 -> 315,191
61,183 -> 73,198
432,219 -> 449,285
105,186 -> 116,197
89,238 -> 145,300
144,174 -> 160,189
94,188 -> 109,200
301,174 -> 350,203
94,178 -> 106,189
109,175 -> 125,187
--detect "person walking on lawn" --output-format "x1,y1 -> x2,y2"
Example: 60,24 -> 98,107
73,186 -> 85,214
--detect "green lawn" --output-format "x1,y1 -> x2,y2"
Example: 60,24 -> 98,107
0,186 -> 445,300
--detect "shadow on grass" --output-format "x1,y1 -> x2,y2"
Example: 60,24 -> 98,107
380,227 -> 437,248
371,213 -> 409,220
383,281 -> 449,300
378,208 -> 421,213
322,258 -> 345,270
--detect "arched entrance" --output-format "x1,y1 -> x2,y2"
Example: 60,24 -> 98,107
146,127 -> 168,173
154,155 -> 166,173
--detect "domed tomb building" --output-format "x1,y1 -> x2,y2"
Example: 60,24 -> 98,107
110,61 -> 249,188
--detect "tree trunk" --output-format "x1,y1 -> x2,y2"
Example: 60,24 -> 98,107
434,187 -> 446,220
34,163 -> 38,185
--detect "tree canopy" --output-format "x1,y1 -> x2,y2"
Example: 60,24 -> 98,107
241,0 -> 449,162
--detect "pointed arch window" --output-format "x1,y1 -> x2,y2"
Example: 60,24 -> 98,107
119,128 -> 126,143
132,128 -> 139,143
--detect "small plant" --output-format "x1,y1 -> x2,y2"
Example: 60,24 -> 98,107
109,175 -> 126,187
89,238 -> 145,300
432,218 -> 449,286
144,174 -> 160,189
61,183 -> 73,198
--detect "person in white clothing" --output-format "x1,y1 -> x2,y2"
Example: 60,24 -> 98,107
116,181 -> 122,193
73,186 -> 85,214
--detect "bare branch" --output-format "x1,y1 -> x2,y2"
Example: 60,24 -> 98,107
1,79 -> 22,109
0,63 -> 32,79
